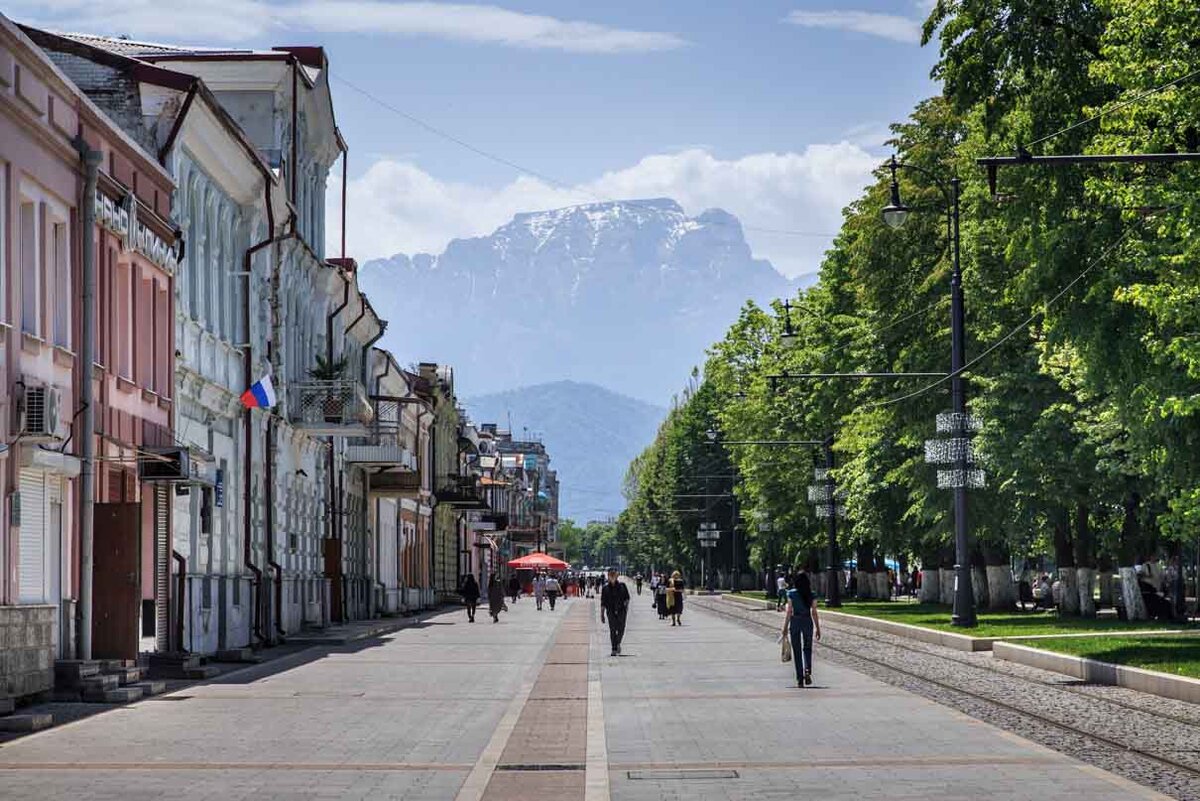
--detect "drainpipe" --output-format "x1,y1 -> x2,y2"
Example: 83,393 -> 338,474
241,178 -> 277,647
323,271 -> 351,621
290,58 -> 299,206
338,130 -> 347,263
74,136 -> 101,660
361,321 -> 386,389
265,416 -> 285,640
173,551 -> 187,652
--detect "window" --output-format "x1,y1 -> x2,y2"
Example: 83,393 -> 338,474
156,284 -> 169,395
115,260 -> 131,377
19,200 -> 38,336
0,162 -> 7,324
51,220 -> 69,347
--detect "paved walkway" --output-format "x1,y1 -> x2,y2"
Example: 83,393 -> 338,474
0,590 -> 1170,800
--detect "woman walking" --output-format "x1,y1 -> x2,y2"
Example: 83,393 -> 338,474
781,570 -> 822,687
666,570 -> 685,626
488,574 -> 506,623
460,574 -> 481,623
507,574 -> 521,604
654,573 -> 668,619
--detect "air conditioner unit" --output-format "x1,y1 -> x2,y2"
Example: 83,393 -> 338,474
138,446 -> 193,482
17,384 -> 61,440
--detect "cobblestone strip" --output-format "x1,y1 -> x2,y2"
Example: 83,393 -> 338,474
585,600 -> 610,801
476,602 -> 591,801
692,596 -> 1188,801
454,606 -> 575,801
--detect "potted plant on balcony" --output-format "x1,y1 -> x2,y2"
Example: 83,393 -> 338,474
309,354 -> 349,423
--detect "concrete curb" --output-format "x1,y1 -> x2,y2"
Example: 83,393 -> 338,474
993,641 -> 1200,704
821,610 -> 995,652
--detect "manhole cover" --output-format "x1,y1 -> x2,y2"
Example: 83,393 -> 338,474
628,769 -> 739,780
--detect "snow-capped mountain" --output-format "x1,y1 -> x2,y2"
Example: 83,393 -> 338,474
358,199 -> 791,403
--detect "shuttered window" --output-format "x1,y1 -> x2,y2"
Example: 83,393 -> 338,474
18,469 -> 47,603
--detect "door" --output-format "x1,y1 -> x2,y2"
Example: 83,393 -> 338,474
93,503 -> 142,659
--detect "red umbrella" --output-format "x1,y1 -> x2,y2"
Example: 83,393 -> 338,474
507,552 -> 570,570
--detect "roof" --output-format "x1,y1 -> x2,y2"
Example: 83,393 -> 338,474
52,31 -> 227,57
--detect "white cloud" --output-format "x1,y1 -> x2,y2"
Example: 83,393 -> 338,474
784,10 -> 922,44
10,0 -> 686,53
325,145 -> 878,279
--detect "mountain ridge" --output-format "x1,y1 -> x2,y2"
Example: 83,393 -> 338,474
359,198 -> 791,405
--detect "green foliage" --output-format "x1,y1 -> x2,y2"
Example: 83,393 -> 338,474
615,3 -> 1200,585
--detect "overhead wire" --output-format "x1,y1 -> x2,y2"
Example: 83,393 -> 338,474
1025,66 -> 1200,150
860,214 -> 1160,411
329,72 -> 841,241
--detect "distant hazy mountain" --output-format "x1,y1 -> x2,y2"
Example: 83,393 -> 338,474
464,381 -> 665,523
359,198 -> 791,404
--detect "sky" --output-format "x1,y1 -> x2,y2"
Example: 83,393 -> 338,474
13,0 -> 941,279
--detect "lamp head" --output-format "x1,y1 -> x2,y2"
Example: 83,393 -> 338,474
706,428 -> 719,443
881,155 -> 910,229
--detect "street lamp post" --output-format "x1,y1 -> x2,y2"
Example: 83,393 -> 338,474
823,435 -> 842,608
883,156 -> 977,627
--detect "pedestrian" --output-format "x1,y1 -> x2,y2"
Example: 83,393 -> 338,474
487,574 -> 506,623
780,569 -> 822,688
508,574 -> 521,604
655,573 -> 668,619
533,571 -> 547,611
460,573 -> 480,623
666,570 -> 685,626
600,568 -> 631,656
635,573 -> 644,595
546,573 -> 562,610
775,571 -> 788,611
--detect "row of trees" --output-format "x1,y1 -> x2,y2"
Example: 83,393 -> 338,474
618,0 -> 1200,618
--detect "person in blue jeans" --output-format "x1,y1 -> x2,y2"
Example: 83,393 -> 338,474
780,570 -> 822,687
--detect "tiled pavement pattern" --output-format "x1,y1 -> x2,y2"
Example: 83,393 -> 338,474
600,591 -> 1170,801
0,586 -> 1173,800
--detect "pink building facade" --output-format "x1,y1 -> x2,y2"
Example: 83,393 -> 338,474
0,16 -> 176,701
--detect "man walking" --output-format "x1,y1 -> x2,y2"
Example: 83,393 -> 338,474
600,569 -> 631,656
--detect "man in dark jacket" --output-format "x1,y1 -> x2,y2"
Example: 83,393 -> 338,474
600,569 -> 631,656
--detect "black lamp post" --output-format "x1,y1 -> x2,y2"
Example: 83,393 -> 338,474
882,155 -> 977,627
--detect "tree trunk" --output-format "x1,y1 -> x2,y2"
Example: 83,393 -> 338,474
1119,566 -> 1148,620
939,568 -> 955,605
1118,493 -> 1147,620
1076,567 -> 1096,618
919,567 -> 940,603
875,571 -> 890,600
1073,504 -> 1096,617
972,566 -> 990,609
1053,507 -> 1079,615
1097,552 -> 1115,609
986,565 -> 1017,610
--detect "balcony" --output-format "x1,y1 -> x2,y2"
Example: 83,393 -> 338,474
289,380 -> 373,437
368,470 -> 422,497
434,475 -> 489,509
346,443 -> 416,468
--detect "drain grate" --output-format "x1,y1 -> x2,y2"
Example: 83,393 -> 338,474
495,763 -> 585,772
628,769 -> 739,780
146,695 -> 192,701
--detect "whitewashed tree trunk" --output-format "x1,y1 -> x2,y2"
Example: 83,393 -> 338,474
939,568 -> 955,605
871,572 -> 887,600
986,566 -> 1017,610
972,567 -> 989,608
1058,568 -> 1080,615
812,571 -> 826,598
919,569 -> 940,603
1076,567 -> 1096,617
1098,572 -> 1114,608
1119,566 -> 1148,620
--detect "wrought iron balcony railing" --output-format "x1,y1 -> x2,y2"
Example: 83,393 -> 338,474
289,380 -> 373,436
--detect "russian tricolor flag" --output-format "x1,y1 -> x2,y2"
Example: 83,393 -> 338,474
240,375 -> 277,409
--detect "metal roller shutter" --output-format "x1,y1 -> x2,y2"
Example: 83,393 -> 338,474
19,469 -> 47,603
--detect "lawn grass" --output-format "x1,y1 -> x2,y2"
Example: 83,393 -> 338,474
1025,636 -> 1200,680
829,600 -> 1192,638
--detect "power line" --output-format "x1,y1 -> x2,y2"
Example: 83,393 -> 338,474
862,216 -> 1156,411
1027,67 -> 1200,150
329,72 -> 841,241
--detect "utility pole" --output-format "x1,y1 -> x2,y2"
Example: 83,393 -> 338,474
824,435 -> 841,608
76,139 -> 101,660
